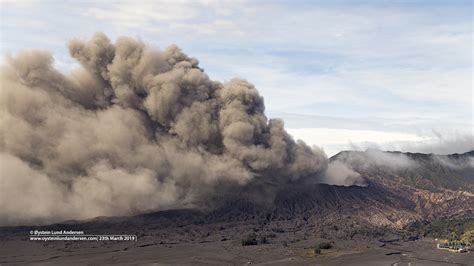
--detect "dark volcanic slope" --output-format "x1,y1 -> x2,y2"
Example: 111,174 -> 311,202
332,149 -> 474,193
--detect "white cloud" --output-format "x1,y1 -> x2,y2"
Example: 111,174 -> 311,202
86,1 -> 199,25
82,0 -> 255,37
288,127 -> 473,157
352,133 -> 474,156
287,128 -> 428,156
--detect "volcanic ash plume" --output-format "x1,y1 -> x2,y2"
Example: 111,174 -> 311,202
0,33 -> 328,225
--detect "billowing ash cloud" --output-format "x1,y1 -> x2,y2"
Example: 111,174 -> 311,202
0,33 -> 328,225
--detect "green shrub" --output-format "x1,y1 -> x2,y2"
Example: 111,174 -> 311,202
317,242 -> 332,249
241,233 -> 270,246
272,228 -> 285,233
241,233 -> 258,246
461,230 -> 474,245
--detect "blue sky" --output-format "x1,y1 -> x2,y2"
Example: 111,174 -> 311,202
1,0 -> 472,155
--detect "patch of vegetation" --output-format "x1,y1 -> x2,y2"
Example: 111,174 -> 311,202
241,233 -> 269,246
313,242 -> 333,256
317,242 -> 333,249
461,230 -> 474,245
406,217 -> 474,239
241,234 -> 258,246
272,228 -> 285,233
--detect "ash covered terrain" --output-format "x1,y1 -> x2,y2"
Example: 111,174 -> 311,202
0,34 -> 473,265
1,149 -> 473,265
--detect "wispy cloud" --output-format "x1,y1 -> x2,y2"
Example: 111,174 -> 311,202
348,133 -> 474,156
287,127 -> 429,156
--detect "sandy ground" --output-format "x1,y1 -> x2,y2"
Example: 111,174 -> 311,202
1,232 -> 473,265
